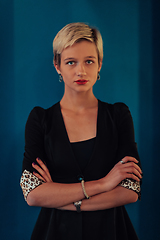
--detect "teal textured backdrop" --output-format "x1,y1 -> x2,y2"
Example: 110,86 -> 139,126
0,0 -> 159,239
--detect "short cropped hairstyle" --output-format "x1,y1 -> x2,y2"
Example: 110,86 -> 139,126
53,22 -> 103,66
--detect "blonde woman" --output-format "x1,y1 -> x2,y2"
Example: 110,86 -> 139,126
20,22 -> 142,240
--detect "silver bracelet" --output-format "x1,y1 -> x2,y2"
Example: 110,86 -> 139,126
74,200 -> 82,213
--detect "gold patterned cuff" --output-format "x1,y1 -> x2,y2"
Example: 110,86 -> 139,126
20,170 -> 44,201
119,178 -> 141,200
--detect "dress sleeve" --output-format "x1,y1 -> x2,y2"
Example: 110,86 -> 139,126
20,107 -> 46,201
114,103 -> 142,200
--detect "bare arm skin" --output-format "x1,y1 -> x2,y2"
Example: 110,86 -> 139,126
26,176 -> 102,208
27,157 -> 142,209
58,186 -> 138,211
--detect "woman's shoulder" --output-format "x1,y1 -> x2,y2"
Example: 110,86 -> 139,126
26,102 -> 60,126
98,100 -> 134,133
98,99 -> 132,125
98,99 -> 129,114
30,102 -> 59,116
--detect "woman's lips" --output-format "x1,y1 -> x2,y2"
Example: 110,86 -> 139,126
75,80 -> 88,85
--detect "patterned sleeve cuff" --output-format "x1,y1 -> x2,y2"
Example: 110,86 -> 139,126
20,170 -> 44,201
119,178 -> 141,200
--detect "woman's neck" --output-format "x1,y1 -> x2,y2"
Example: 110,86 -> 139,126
60,92 -> 98,112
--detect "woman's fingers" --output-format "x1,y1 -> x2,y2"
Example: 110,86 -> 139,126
120,156 -> 142,173
33,171 -> 46,182
32,158 -> 52,182
125,172 -> 141,182
36,158 -> 52,181
119,157 -> 142,180
32,162 -> 50,182
103,156 -> 142,192
120,156 -> 139,164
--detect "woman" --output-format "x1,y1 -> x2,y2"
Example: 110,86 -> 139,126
20,22 -> 142,240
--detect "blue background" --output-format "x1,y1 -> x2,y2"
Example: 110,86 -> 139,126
0,0 -> 160,239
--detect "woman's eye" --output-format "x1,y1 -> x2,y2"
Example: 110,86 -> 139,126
67,61 -> 75,65
86,60 -> 93,64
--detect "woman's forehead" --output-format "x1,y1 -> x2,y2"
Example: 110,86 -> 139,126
61,41 -> 98,59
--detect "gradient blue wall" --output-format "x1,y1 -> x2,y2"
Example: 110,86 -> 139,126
0,0 -> 159,239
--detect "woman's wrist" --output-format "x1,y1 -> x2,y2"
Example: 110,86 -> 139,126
94,177 -> 110,193
85,178 -> 105,198
96,178 -> 107,193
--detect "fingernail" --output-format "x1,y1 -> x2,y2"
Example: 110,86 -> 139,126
37,157 -> 40,160
32,162 -> 36,165
33,171 -> 36,174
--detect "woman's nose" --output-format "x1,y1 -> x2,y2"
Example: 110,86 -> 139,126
76,63 -> 86,77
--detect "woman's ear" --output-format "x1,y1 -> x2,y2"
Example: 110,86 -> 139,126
98,59 -> 102,72
54,61 -> 61,75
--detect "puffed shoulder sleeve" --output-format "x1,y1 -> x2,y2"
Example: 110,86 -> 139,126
114,103 -> 142,200
20,107 -> 46,201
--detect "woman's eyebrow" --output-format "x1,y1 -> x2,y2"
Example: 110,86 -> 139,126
64,57 -> 76,62
64,56 -> 96,61
85,56 -> 96,59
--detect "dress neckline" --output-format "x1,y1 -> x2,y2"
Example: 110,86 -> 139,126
58,101 -> 99,144
70,136 -> 96,144
57,100 -> 100,174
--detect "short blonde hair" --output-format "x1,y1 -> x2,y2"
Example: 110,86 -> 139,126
53,22 -> 103,66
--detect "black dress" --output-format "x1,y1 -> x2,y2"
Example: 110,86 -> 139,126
20,100 -> 142,240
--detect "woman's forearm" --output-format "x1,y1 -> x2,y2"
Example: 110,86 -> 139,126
58,186 -> 138,211
26,156 -> 141,208
26,178 -> 103,208
81,186 -> 138,211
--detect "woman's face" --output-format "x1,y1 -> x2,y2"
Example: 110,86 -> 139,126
55,40 -> 102,95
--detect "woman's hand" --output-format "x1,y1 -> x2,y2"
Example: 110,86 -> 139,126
101,156 -> 142,192
32,158 -> 52,183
